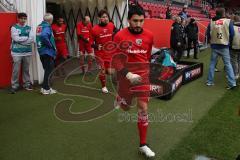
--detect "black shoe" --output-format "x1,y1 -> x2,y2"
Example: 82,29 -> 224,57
24,85 -> 33,91
226,85 -> 237,90
194,57 -> 198,59
9,88 -> 17,94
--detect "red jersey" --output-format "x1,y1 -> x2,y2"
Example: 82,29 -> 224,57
76,22 -> 92,42
91,22 -> 115,61
52,24 -> 67,44
113,28 -> 153,74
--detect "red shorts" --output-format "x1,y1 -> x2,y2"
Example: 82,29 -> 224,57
56,43 -> 68,58
79,42 -> 93,54
96,59 -> 110,70
95,52 -> 111,70
117,73 -> 150,106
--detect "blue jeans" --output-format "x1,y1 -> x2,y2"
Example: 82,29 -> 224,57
207,48 -> 236,87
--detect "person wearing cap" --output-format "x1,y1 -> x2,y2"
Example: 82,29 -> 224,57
10,12 -> 34,94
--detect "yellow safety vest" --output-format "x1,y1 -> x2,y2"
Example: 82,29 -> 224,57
210,18 -> 231,45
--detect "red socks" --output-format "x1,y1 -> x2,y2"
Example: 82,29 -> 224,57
87,58 -> 92,72
99,73 -> 106,88
80,57 -> 93,73
138,111 -> 148,145
80,57 -> 85,73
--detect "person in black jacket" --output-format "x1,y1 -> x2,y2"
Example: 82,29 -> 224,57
170,16 -> 184,62
186,18 -> 199,59
166,7 -> 172,19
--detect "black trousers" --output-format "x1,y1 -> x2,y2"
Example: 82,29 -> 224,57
40,54 -> 55,90
187,38 -> 198,58
173,47 -> 183,62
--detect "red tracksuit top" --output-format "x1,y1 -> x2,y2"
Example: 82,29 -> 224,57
112,28 -> 153,75
76,22 -> 93,43
91,22 -> 115,61
52,24 -> 67,45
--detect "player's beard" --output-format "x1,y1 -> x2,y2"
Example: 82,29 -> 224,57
99,21 -> 108,26
128,27 -> 143,34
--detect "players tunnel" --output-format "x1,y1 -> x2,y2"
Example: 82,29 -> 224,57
45,0 -> 128,56
0,0 -> 128,87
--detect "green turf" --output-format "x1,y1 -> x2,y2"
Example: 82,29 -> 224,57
0,48 -> 238,160
162,87 -> 240,160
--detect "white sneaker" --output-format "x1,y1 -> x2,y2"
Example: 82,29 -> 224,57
139,145 -> 155,158
49,88 -> 57,94
102,87 -> 109,93
114,95 -> 121,109
40,88 -> 57,95
41,88 -> 50,95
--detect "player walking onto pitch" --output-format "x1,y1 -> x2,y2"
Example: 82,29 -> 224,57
77,16 -> 94,74
112,4 -> 155,158
52,17 -> 69,66
91,9 -> 117,93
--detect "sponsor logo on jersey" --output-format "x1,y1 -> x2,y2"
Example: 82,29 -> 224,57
127,49 -> 147,54
99,33 -> 112,38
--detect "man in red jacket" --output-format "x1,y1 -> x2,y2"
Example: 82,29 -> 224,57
76,16 -> 93,74
112,4 -> 155,158
52,17 -> 69,66
91,10 -> 116,93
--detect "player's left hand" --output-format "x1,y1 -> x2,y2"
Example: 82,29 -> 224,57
126,72 -> 142,85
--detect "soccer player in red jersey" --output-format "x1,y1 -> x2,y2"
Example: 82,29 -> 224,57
112,4 -> 155,158
76,16 -> 94,74
91,9 -> 117,93
52,17 -> 69,65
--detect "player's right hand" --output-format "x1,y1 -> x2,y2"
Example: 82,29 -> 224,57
126,72 -> 142,85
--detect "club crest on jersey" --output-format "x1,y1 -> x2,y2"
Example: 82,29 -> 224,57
103,29 -> 108,33
136,39 -> 142,46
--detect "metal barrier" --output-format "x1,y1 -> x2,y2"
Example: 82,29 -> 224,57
0,0 -> 16,12
61,2 -> 128,56
62,4 -> 128,41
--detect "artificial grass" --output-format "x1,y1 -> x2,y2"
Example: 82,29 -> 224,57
163,87 -> 240,160
0,48 -> 238,160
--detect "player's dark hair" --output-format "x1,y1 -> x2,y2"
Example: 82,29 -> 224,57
17,12 -> 27,18
98,9 -> 110,18
128,4 -> 145,19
